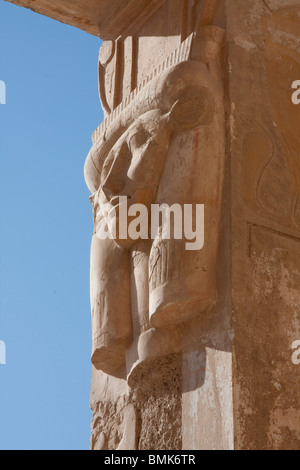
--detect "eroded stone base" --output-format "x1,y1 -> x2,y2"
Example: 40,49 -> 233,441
133,354 -> 182,451
90,353 -> 182,451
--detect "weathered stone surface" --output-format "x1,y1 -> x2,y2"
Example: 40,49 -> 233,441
88,0 -> 300,448
227,0 -> 300,450
6,0 -> 300,450
86,0 -> 232,450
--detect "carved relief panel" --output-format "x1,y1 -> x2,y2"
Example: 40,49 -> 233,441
242,5 -> 300,230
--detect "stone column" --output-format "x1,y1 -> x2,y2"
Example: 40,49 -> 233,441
227,0 -> 300,450
5,0 -> 300,450
85,0 -> 233,450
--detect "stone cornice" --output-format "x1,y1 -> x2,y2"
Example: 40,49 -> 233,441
4,0 -> 166,38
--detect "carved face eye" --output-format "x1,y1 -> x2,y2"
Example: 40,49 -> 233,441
129,128 -> 151,150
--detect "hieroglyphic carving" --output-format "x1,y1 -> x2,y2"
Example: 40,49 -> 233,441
242,117 -> 294,221
242,6 -> 300,229
91,400 -> 137,450
262,6 -> 300,227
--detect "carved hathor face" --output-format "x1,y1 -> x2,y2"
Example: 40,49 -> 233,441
100,84 -> 214,196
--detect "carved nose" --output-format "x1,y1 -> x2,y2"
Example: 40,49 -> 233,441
102,173 -> 126,198
101,142 -> 131,198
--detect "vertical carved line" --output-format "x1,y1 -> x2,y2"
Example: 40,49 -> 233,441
113,37 -> 124,110
161,242 -> 170,285
131,36 -> 138,93
100,293 -> 106,330
98,62 -> 111,115
192,0 -> 200,32
160,243 -> 165,285
156,251 -> 161,289
194,0 -> 219,30
186,0 -> 194,36
174,48 -> 178,64
181,0 -> 188,42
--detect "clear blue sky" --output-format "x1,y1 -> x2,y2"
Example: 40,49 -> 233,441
0,1 -> 103,450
